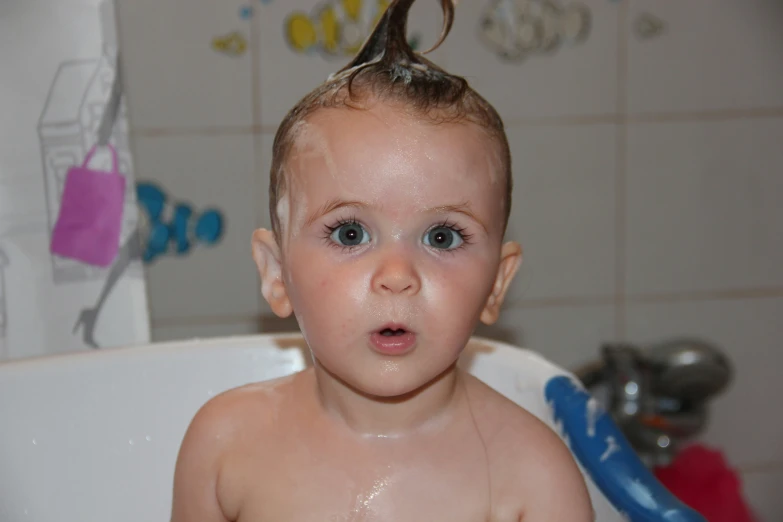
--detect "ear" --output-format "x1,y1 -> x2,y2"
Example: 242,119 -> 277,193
480,241 -> 522,325
251,228 -> 292,318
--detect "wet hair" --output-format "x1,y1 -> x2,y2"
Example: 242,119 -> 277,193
269,0 -> 512,239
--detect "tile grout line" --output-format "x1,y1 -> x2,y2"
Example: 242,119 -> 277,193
629,106 -> 783,124
132,125 -> 262,137
151,286 -> 783,327
505,286 -> 783,310
250,13 -> 269,315
506,296 -> 617,309
614,0 -> 630,341
502,107 -> 783,127
152,315 -> 263,328
112,5 -> 158,337
737,460 -> 783,474
628,286 -> 783,304
250,4 -> 262,230
128,107 -> 783,138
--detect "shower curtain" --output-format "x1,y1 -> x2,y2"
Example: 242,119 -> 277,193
0,0 -> 150,360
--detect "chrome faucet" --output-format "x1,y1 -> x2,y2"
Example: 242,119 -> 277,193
576,338 -> 732,467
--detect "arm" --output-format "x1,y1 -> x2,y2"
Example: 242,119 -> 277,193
171,400 -> 233,522
520,436 -> 594,521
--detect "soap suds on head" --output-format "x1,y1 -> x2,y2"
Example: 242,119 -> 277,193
290,119 -> 340,184
284,117 -> 367,209
483,137 -> 505,187
292,191 -> 309,237
276,193 -> 291,237
275,182 -> 310,242
276,119 -> 345,241
478,132 -> 511,231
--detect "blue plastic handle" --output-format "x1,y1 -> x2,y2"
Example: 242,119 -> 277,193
544,376 -> 706,522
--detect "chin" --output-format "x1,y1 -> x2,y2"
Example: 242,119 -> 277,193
352,366 -> 452,399
359,379 -> 421,399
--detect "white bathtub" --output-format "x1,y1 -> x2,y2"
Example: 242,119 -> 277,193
0,334 -> 704,522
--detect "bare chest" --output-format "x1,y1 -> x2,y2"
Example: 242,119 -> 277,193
231,434 -> 521,522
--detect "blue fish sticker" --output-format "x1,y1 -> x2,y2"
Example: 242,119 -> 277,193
136,182 -> 224,263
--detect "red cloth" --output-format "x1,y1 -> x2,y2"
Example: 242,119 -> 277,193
654,444 -> 756,522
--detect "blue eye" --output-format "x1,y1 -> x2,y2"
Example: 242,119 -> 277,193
331,222 -> 370,247
423,226 -> 463,250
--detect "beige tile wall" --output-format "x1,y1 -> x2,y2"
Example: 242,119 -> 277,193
116,0 -> 783,516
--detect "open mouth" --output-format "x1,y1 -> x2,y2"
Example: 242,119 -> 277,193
371,324 -> 416,355
379,328 -> 408,337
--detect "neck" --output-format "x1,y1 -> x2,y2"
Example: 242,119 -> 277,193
312,361 -> 462,438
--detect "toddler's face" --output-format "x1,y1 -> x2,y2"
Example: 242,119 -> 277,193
254,103 -> 520,398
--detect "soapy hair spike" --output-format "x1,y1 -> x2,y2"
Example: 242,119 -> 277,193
422,0 -> 455,55
269,0 -> 513,240
338,0 -> 454,73
328,0 -> 465,107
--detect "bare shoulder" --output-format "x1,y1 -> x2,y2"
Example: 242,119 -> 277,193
462,374 -> 594,521
183,371 -> 297,449
171,373 -> 301,522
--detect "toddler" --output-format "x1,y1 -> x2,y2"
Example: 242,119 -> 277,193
171,0 -> 593,520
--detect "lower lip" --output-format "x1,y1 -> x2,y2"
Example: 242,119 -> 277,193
370,331 -> 417,356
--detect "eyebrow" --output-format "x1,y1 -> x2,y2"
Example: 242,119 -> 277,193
304,199 -> 368,227
427,202 -> 489,233
304,198 -> 488,233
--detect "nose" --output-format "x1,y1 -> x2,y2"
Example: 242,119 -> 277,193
371,247 -> 421,296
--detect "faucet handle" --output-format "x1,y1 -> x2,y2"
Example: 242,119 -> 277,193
601,343 -> 649,423
644,338 -> 732,401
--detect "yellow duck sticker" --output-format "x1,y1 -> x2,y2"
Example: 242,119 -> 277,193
285,0 -> 392,57
212,31 -> 248,57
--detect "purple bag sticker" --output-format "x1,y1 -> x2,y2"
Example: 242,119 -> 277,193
50,144 -> 127,267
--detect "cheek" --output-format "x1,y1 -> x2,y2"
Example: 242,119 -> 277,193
422,255 -> 496,310
436,249 -> 495,285
287,249 -> 368,332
